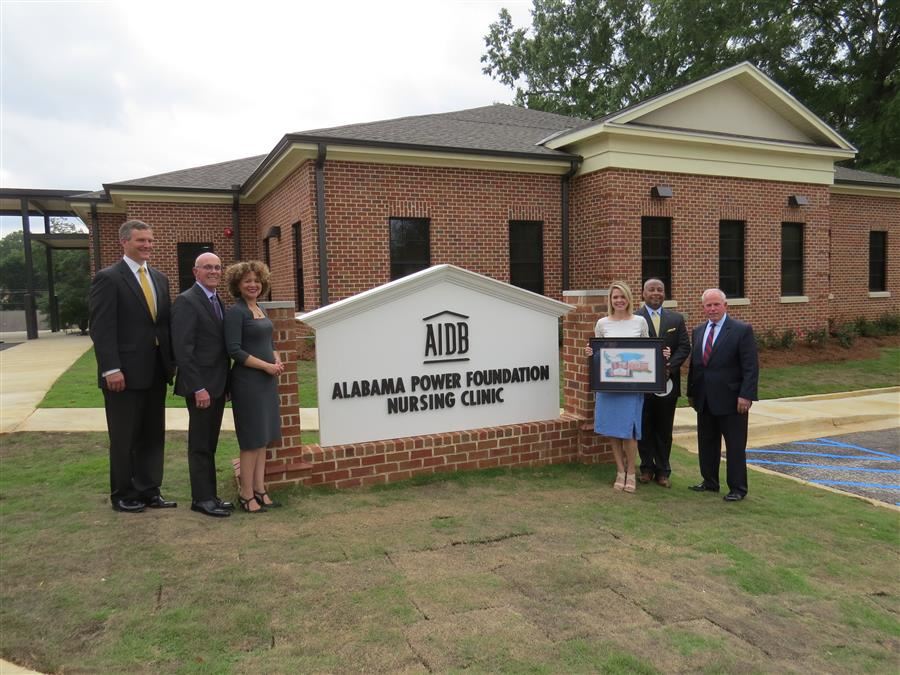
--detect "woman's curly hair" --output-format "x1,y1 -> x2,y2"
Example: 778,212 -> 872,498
224,260 -> 271,299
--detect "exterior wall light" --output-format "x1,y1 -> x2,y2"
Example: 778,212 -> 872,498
788,195 -> 809,207
651,185 -> 673,198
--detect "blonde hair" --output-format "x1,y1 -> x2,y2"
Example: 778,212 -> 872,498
607,281 -> 634,315
225,260 -> 271,299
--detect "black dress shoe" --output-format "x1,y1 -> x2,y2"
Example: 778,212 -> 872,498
191,500 -> 231,518
146,495 -> 177,509
689,483 -> 719,492
724,492 -> 745,502
111,498 -> 145,513
215,498 -> 235,511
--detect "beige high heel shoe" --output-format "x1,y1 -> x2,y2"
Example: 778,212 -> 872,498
624,474 -> 637,493
613,472 -> 626,490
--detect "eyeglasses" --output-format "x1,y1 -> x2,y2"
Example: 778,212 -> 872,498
198,264 -> 222,271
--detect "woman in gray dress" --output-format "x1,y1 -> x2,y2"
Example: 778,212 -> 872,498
224,261 -> 284,513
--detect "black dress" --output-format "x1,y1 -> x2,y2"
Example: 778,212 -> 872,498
224,299 -> 281,450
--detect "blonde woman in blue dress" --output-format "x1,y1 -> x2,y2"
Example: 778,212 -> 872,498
586,282 -> 650,493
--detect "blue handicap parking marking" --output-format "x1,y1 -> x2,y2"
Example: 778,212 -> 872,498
747,430 -> 900,503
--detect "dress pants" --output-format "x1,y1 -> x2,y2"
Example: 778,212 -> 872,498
638,392 -> 677,478
104,369 -> 167,502
696,406 -> 749,496
185,393 -> 226,502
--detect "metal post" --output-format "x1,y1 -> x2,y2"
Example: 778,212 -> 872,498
20,198 -> 38,339
44,214 -> 59,332
231,185 -> 242,261
91,202 -> 101,274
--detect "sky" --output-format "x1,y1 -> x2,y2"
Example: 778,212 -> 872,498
0,0 -> 532,235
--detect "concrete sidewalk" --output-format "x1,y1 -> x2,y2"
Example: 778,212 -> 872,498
0,327 -> 896,445
0,331 -> 320,433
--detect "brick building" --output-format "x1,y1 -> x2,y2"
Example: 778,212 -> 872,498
68,62 -> 898,332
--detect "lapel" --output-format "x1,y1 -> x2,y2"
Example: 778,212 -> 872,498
708,317 -> 731,362
639,306 -> 657,337
192,284 -> 226,329
117,260 -> 153,318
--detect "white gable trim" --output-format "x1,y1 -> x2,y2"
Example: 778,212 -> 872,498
546,62 -> 855,153
300,264 -> 573,329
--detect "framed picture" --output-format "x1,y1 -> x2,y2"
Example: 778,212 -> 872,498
589,337 -> 666,393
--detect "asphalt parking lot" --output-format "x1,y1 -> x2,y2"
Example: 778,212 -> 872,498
747,428 -> 900,506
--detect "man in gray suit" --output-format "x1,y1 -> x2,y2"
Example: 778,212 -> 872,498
171,252 -> 233,518
636,279 -> 691,487
89,220 -> 176,513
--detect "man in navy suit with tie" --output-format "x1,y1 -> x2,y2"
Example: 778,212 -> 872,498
636,279 -> 691,487
89,220 -> 176,513
687,289 -> 759,501
171,252 -> 233,518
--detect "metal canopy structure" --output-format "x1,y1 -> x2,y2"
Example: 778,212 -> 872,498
0,188 -> 92,339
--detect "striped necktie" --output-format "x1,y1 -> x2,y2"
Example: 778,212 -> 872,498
651,310 -> 660,335
138,266 -> 157,321
702,322 -> 716,365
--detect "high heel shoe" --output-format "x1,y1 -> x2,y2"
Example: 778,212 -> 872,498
238,495 -> 266,513
254,491 -> 282,508
613,472 -> 626,490
624,474 -> 637,493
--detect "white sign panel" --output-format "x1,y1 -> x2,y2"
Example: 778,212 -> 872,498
300,266 -> 573,446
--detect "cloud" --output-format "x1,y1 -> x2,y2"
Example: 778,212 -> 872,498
1,0 -> 533,192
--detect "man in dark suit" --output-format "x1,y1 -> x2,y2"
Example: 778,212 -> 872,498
171,252 -> 233,518
687,288 -> 759,501
89,220 -> 176,513
636,278 -> 691,487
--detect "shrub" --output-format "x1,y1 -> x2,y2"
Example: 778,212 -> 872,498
855,316 -> 883,337
755,328 -> 779,350
875,311 -> 900,335
831,322 -> 858,349
804,328 -> 828,349
779,328 -> 797,349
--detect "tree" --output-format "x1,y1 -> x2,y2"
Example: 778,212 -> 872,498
0,218 -> 90,332
483,0 -> 900,176
0,231 -> 46,310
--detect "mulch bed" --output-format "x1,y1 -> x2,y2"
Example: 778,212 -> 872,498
757,334 -> 900,368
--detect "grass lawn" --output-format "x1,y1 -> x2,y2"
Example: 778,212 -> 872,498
758,346 -> 900,399
40,347 -> 900,409
38,348 -> 320,409
1,431 -> 898,673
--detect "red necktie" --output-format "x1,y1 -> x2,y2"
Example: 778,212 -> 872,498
702,323 -> 716,365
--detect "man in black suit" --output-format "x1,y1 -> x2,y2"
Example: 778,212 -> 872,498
687,288 -> 759,501
171,252 -> 233,518
89,220 -> 176,513
636,278 -> 691,487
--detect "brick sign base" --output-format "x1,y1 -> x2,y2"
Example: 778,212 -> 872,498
249,296 -> 613,491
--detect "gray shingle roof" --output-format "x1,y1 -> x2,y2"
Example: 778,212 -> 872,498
107,155 -> 267,191
834,165 -> 900,187
293,104 -> 587,157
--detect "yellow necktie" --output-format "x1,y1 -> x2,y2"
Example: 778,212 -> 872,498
651,311 -> 660,335
139,266 -> 157,321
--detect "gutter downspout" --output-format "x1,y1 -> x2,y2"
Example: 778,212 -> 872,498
315,143 -> 329,306
560,158 -> 580,292
231,184 -> 241,261
90,202 -> 101,274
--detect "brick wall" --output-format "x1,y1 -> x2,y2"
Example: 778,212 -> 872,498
283,161 -> 563,308
570,168 -> 833,333
256,162 -> 318,308
87,202 -> 259,302
829,193 -> 900,323
257,297 -> 611,491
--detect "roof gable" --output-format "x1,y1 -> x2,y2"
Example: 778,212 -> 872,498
547,62 -> 854,152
